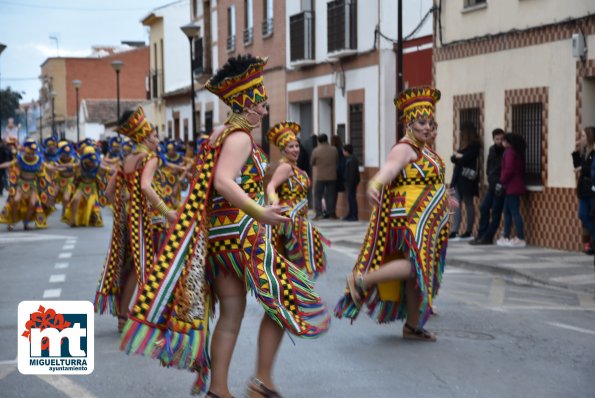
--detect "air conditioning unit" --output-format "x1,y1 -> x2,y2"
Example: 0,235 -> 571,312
572,32 -> 587,59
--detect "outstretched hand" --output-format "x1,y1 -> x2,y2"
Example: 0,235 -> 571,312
259,204 -> 289,226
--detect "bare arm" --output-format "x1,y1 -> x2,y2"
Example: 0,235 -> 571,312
266,163 -> 292,205
367,144 -> 417,205
0,160 -> 15,169
215,132 -> 287,225
140,156 -> 177,223
105,172 -> 119,204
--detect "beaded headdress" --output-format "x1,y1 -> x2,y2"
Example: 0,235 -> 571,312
394,86 -> 441,124
23,138 -> 39,154
115,106 -> 155,143
267,121 -> 300,150
205,55 -> 268,113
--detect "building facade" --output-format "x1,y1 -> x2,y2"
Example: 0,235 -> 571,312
433,0 -> 595,250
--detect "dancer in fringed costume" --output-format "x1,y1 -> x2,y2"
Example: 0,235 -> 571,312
335,86 -> 458,341
265,121 -> 330,278
42,135 -> 60,163
52,140 -> 79,221
0,138 -> 56,231
94,106 -> 177,333
101,136 -> 123,177
119,55 -> 329,398
160,140 -> 190,209
121,139 -> 135,157
63,146 -> 107,227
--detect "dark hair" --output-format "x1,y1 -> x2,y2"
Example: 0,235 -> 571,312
584,126 -> 595,148
492,128 -> 505,138
459,122 -> 479,149
504,133 -> 526,155
317,134 -> 328,144
118,109 -> 135,126
343,143 -> 353,154
331,135 -> 343,149
209,54 -> 261,87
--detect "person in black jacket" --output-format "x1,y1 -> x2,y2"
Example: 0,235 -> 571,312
342,144 -> 360,221
573,126 -> 595,253
450,122 -> 481,240
470,128 -> 505,245
0,139 -> 14,196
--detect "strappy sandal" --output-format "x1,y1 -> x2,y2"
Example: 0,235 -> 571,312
117,315 -> 127,333
206,391 -> 231,398
346,271 -> 365,307
402,323 -> 437,342
247,377 -> 283,398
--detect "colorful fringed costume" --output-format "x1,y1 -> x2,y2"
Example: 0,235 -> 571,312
119,122 -> 330,394
63,148 -> 106,227
267,121 -> 330,277
335,142 -> 449,326
160,148 -> 185,209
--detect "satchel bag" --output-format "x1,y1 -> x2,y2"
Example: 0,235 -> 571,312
461,167 -> 478,181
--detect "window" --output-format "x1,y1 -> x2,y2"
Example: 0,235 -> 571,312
262,0 -> 273,37
205,110 -> 213,133
167,121 -> 173,139
512,103 -> 543,186
464,0 -> 486,7
227,5 -> 236,52
192,0 -> 198,18
183,118 -> 189,143
349,103 -> 364,163
289,10 -> 315,62
159,39 -> 165,95
243,0 -> 253,45
260,104 -> 270,155
192,36 -> 204,74
459,107 -> 480,136
327,0 -> 357,53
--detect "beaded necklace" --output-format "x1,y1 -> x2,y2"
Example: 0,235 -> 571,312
227,113 -> 257,131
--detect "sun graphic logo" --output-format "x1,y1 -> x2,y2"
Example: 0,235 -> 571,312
18,301 -> 94,375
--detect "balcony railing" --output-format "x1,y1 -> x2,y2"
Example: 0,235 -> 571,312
262,18 -> 273,38
243,27 -> 253,46
327,0 -> 357,55
226,35 -> 236,52
289,11 -> 315,63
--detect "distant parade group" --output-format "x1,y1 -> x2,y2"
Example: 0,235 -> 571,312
2,53 -> 457,398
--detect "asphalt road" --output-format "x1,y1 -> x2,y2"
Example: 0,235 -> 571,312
1,209 -> 594,397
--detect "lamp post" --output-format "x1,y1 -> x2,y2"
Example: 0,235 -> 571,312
50,91 -> 57,137
180,23 -> 200,142
72,80 -> 81,143
0,43 -> 6,138
111,60 -> 124,136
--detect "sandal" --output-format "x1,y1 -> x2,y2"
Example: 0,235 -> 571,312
402,323 -> 437,342
117,315 -> 128,333
346,271 -> 365,307
247,377 -> 283,398
7,224 -> 14,232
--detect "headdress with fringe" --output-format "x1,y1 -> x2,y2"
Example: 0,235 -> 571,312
267,121 -> 300,150
115,106 -> 155,143
394,86 -> 441,125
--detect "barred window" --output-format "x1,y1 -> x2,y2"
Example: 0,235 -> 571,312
512,103 -> 542,186
464,0 -> 486,8
459,107 -> 480,136
349,103 -> 364,163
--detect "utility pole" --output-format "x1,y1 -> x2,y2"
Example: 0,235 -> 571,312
397,0 -> 404,140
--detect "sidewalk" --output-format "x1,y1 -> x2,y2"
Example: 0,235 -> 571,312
312,218 -> 595,295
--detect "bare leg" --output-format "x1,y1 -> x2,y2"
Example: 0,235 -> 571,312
119,269 -> 138,317
70,191 -> 82,226
62,191 -> 71,218
361,258 -> 412,287
403,278 -> 436,341
10,191 -> 22,229
207,273 -> 246,398
253,315 -> 284,391
25,193 -> 37,228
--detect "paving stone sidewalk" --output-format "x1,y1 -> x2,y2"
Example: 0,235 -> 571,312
312,218 -> 595,295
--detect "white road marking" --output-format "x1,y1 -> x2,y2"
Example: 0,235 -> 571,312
58,252 -> 72,259
49,274 -> 66,283
0,357 -> 17,366
55,262 -> 69,269
488,278 -> 506,306
38,375 -> 98,398
0,364 -> 16,380
42,289 -> 61,298
549,273 -> 595,285
65,239 -> 77,244
62,244 -> 75,250
0,233 -> 74,243
546,321 -> 595,335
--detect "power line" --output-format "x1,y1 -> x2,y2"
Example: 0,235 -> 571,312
0,0 -> 149,12
377,5 -> 436,44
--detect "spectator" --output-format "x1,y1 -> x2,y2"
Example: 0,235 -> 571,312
470,128 -> 506,245
332,135 -> 346,194
573,126 -> 595,253
297,138 -> 311,177
0,139 -> 13,196
311,133 -> 338,219
496,133 -> 528,247
342,143 -> 360,221
2,118 -> 19,143
449,122 -> 481,240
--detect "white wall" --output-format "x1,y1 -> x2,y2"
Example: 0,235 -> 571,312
160,0 -> 192,93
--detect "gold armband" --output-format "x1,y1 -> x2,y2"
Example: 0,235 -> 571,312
367,178 -> 383,191
268,192 -> 279,203
155,200 -> 171,216
243,199 -> 265,220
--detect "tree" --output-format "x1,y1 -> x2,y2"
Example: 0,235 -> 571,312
1,86 -> 23,127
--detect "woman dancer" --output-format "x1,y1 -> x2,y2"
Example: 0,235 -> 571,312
335,86 -> 455,341
266,121 -> 329,277
53,141 -> 79,221
120,55 -> 329,397
94,106 -> 176,332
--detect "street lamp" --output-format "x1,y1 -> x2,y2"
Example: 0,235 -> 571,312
180,23 -> 200,142
0,43 -> 6,138
111,60 -> 124,136
50,91 -> 57,137
72,80 -> 81,143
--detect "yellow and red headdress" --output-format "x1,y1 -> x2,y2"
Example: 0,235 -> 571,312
115,106 -> 155,143
267,121 -> 300,150
205,55 -> 268,113
394,86 -> 441,124
23,138 -> 39,154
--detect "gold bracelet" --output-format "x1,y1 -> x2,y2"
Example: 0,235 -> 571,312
268,192 -> 279,203
155,200 -> 171,216
368,178 -> 383,191
243,199 -> 265,220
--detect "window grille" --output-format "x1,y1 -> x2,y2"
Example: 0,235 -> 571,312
512,103 -> 542,186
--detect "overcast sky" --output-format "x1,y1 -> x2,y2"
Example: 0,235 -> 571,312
0,0 -> 172,102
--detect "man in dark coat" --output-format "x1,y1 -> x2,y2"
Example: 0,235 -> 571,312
342,144 -> 360,221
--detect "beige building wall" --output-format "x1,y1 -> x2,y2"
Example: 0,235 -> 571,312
144,17 -> 167,136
